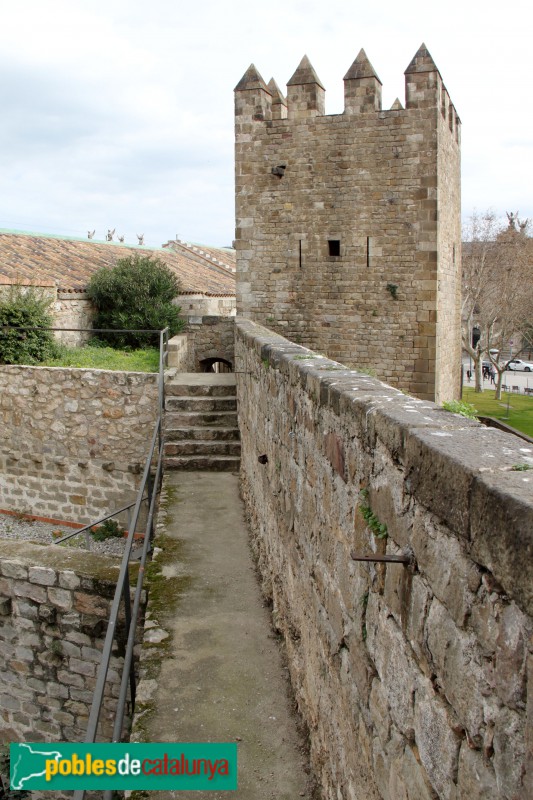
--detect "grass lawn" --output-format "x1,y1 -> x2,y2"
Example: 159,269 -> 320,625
41,345 -> 159,372
462,387 -> 533,438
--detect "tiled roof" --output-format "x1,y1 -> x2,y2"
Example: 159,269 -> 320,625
0,230 -> 236,297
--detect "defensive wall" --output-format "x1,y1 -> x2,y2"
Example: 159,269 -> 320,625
0,541 -> 128,746
167,317 -> 236,372
234,45 -> 462,403
0,365 -> 158,524
236,318 -> 532,800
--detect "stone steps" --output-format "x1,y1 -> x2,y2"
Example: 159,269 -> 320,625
165,440 -> 241,456
165,396 -> 236,412
164,373 -> 240,471
165,426 -> 240,442
165,411 -> 238,428
164,455 -> 241,471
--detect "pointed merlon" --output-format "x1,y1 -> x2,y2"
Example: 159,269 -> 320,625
287,55 -> 325,88
404,43 -> 438,74
234,64 -> 271,93
344,49 -> 382,84
267,78 -> 287,105
390,97 -> 404,110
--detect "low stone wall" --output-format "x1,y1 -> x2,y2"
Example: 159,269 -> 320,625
167,334 -> 188,371
236,319 -> 533,800
0,366 -> 158,523
0,541 -> 128,744
54,293 -> 94,346
183,316 -> 235,371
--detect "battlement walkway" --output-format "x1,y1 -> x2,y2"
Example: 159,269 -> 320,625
131,470 -> 316,799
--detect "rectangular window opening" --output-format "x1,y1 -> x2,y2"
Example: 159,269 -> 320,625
328,239 -> 341,257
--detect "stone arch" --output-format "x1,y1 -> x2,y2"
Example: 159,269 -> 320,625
199,356 -> 233,373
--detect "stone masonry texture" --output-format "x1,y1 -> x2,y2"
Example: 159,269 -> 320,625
0,541 -> 129,745
236,318 -> 533,800
167,317 -> 235,372
234,46 -> 461,403
0,365 -> 158,523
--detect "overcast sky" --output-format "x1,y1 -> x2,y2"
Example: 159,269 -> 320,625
0,0 -> 531,248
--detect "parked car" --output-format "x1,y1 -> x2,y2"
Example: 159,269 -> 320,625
507,359 -> 533,372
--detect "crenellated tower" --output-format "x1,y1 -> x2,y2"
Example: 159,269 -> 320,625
234,44 -> 461,402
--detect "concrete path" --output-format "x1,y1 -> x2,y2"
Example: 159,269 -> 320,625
134,471 -> 316,799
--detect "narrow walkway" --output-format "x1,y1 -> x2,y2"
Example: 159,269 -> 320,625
133,471 -> 315,799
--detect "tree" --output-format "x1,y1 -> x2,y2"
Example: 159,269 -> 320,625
87,255 -> 185,348
0,285 -> 59,365
462,211 -> 533,398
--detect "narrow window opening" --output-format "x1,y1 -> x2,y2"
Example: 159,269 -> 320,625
299,239 -> 302,269
366,236 -> 371,268
328,240 -> 340,257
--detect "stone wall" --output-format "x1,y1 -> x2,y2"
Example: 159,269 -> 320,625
0,366 -> 158,524
167,334 -> 188,371
54,293 -> 94,345
183,316 -> 235,371
236,319 -> 532,800
234,47 -> 461,403
178,294 -> 236,317
0,541 -> 128,744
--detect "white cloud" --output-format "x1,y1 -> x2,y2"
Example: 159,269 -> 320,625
0,0 -> 530,244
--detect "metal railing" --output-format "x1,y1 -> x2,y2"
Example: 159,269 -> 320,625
46,328 -> 168,800
2,325 -> 170,794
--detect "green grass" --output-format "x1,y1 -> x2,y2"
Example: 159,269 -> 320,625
462,387 -> 533,438
40,345 -> 159,372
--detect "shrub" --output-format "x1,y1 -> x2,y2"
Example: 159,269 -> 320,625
91,519 -> 126,541
0,285 -> 59,365
87,255 -> 185,348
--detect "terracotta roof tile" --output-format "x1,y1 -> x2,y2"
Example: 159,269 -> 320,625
0,231 -> 236,297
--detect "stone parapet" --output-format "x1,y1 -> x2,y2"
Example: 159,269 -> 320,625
0,541 -> 129,745
236,318 -> 533,800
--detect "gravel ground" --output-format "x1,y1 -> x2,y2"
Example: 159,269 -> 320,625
0,514 -> 127,557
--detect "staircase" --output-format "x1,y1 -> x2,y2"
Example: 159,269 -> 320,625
164,372 -> 240,471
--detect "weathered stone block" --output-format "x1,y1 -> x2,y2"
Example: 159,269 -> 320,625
426,598 -> 486,740
28,566 -> 57,586
492,706 -> 526,798
59,570 -> 81,590
12,581 -> 47,604
410,510 -> 480,627
470,472 -> 533,615
47,586 -> 73,611
457,742 -> 496,800
1,560 -> 28,580
414,680 -> 460,799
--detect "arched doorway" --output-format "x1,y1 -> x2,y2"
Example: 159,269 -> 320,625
199,357 -> 233,373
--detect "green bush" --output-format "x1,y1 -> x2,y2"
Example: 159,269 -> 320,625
87,255 -> 185,348
91,519 -> 126,541
0,286 -> 59,365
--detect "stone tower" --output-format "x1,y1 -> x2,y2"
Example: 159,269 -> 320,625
234,45 -> 461,402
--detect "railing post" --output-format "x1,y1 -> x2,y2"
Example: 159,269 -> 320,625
122,566 -> 136,709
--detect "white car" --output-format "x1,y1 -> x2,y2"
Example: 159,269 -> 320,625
507,359 -> 533,372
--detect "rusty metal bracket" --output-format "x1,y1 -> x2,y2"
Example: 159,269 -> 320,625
350,549 -> 411,565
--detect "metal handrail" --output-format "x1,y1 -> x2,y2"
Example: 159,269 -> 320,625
6,324 -> 173,800
53,501 -> 140,549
